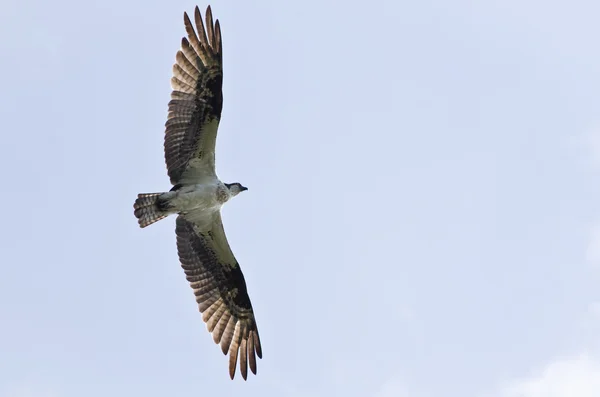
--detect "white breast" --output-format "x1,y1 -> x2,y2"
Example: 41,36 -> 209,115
170,180 -> 229,213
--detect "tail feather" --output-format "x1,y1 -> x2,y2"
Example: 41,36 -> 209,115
134,193 -> 169,228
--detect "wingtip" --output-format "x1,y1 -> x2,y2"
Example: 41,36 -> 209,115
229,356 -> 241,380
205,6 -> 214,26
248,331 -> 257,375
240,338 -> 248,380
254,330 -> 263,359
240,361 -> 248,381
195,5 -> 203,23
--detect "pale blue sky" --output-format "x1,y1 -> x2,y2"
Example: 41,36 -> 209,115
2,0 -> 600,396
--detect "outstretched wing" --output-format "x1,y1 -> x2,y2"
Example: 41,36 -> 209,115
165,5 -> 223,185
175,213 -> 262,380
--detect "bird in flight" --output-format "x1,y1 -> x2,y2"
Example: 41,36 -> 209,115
133,5 -> 262,380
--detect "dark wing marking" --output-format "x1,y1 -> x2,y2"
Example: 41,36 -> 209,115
164,5 -> 224,184
175,214 -> 262,380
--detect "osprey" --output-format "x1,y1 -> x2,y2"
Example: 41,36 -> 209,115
133,5 -> 262,380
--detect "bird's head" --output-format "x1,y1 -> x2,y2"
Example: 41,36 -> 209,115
225,182 -> 248,197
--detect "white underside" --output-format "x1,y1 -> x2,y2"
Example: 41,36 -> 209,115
171,180 -> 227,210
166,176 -> 229,230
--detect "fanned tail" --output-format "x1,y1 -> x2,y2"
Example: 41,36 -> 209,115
133,193 -> 169,228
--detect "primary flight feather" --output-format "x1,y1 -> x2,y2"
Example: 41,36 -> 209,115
133,5 -> 262,380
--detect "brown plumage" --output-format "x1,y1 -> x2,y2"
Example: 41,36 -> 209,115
133,193 -> 169,227
164,5 -> 224,185
133,5 -> 262,381
176,215 -> 262,379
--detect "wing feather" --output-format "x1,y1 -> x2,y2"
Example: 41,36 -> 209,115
214,20 -> 223,61
220,315 -> 236,354
198,293 -> 219,312
194,6 -> 212,57
207,301 -> 227,332
228,321 -> 242,379
179,39 -> 203,74
170,76 -> 196,93
202,298 -> 223,322
184,9 -> 209,66
176,50 -> 200,76
212,311 -> 232,344
175,214 -> 262,380
204,6 -> 216,52
173,64 -> 198,87
239,325 -> 248,380
248,329 -> 257,375
164,6 -> 223,185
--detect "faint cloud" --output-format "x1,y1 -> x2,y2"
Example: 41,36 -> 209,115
586,223 -> 600,267
581,301 -> 600,331
376,377 -> 414,397
589,301 -> 600,318
583,125 -> 600,267
492,353 -> 600,397
583,124 -> 600,169
397,303 -> 415,324
490,205 -> 600,396
3,385 -> 59,397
